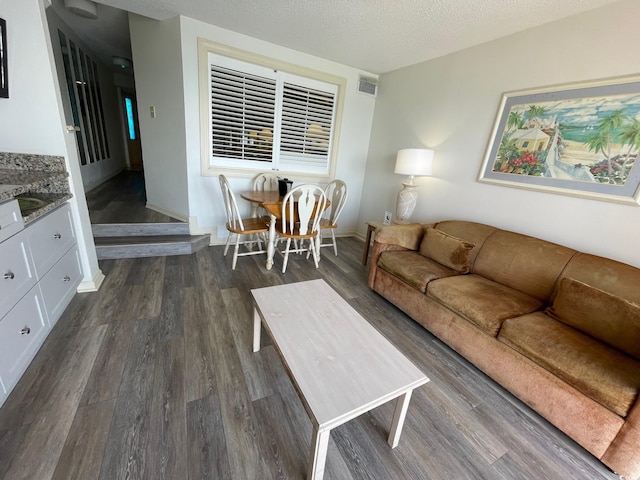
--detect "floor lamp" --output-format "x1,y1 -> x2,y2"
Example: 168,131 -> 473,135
394,148 -> 434,223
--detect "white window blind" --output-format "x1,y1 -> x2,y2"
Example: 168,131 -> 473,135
207,52 -> 337,175
210,65 -> 276,164
279,82 -> 334,173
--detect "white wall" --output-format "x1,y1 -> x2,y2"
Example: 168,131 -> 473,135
0,0 -> 102,289
129,14 -> 190,221
0,1 -> 65,153
46,8 -> 128,192
360,0 -> 640,269
179,17 -> 377,240
128,15 -> 377,239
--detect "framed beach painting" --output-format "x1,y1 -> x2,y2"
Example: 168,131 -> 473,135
478,75 -> 640,205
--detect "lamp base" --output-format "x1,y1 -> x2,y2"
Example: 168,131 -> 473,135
396,182 -> 418,223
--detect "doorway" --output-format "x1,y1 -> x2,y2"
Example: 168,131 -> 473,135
122,91 -> 143,171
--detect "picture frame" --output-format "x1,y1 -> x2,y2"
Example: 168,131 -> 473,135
0,18 -> 7,98
478,75 -> 640,205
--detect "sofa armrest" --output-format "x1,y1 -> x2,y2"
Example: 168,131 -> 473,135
367,223 -> 431,289
374,223 -> 427,250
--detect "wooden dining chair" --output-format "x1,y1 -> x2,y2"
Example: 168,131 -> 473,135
218,174 -> 269,270
318,179 -> 348,256
251,172 -> 279,219
277,184 -> 327,273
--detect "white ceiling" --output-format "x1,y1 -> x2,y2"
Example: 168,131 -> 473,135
53,0 -> 623,74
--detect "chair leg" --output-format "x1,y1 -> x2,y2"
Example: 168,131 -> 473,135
282,238 -> 292,273
310,237 -> 320,268
331,229 -> 338,256
232,235 -> 241,270
223,233 -> 232,256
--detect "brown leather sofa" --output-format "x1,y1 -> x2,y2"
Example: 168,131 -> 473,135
367,220 -> 640,479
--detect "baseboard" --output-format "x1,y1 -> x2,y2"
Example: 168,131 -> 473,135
188,216 -> 219,245
77,268 -> 106,292
84,169 -> 126,193
145,203 -> 189,222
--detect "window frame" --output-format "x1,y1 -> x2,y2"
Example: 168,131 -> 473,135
198,38 -> 345,181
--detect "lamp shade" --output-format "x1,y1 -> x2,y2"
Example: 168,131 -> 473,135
394,148 -> 434,176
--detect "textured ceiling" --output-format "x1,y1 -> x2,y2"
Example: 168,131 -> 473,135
56,0 -> 623,74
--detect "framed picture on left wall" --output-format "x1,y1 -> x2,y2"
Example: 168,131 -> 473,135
0,18 -> 7,98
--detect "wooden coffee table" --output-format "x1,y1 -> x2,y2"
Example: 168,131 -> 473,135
251,279 -> 429,480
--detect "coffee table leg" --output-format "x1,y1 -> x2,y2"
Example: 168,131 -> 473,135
307,427 -> 330,480
253,307 -> 262,353
388,390 -> 413,448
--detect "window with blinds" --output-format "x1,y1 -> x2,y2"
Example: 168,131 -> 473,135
206,52 -> 338,175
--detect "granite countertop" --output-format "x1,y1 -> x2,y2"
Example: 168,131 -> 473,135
0,153 -> 72,223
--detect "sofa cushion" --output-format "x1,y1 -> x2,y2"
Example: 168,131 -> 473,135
547,277 -> 640,361
433,220 -> 498,269
499,312 -> 640,417
427,274 -> 543,336
473,230 -> 576,301
419,227 -> 475,274
377,251 -> 458,293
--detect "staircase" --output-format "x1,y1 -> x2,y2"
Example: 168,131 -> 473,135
92,223 -> 210,260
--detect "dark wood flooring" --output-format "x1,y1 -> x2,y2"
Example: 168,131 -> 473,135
0,235 -> 621,479
86,170 -> 179,224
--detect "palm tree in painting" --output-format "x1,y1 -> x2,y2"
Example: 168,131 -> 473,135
507,111 -> 524,132
619,117 -> 640,171
586,110 -> 628,177
526,105 -> 546,120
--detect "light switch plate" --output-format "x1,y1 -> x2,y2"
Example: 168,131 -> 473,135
383,211 -> 392,225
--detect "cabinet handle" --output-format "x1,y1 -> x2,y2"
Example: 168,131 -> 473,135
54,233 -> 62,239
4,272 -> 15,280
63,275 -> 71,282
20,327 -> 31,335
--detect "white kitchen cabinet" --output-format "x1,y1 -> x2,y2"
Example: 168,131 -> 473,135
0,229 -> 36,319
39,245 -> 82,325
0,202 -> 82,407
27,203 -> 76,278
0,286 -> 48,398
0,199 -> 24,243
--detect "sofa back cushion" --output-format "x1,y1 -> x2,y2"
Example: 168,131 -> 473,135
556,252 -> 640,306
547,277 -> 640,361
432,220 -> 497,268
473,230 -> 576,302
419,228 -> 475,273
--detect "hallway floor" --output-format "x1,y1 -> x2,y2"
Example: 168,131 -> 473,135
86,170 -> 179,224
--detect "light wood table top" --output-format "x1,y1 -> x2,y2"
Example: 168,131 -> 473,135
240,190 -> 283,218
251,279 -> 429,479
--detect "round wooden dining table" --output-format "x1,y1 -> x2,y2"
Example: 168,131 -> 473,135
240,190 -> 329,270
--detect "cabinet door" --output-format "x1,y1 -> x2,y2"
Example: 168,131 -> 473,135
40,245 -> 82,326
27,203 -> 75,277
0,229 -> 37,319
0,199 -> 24,243
0,286 -> 48,400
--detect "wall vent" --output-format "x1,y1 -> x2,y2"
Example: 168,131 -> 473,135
357,76 -> 378,97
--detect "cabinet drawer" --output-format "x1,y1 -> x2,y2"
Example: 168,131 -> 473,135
0,230 -> 37,319
0,286 -> 48,395
40,245 -> 82,326
0,199 -> 24,243
27,203 -> 75,277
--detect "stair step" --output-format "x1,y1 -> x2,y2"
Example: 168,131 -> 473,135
92,222 -> 190,237
94,234 -> 210,260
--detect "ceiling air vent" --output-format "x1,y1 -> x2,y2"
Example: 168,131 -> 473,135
358,76 -> 378,97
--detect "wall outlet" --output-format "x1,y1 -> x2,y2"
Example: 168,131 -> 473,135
383,211 -> 392,225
